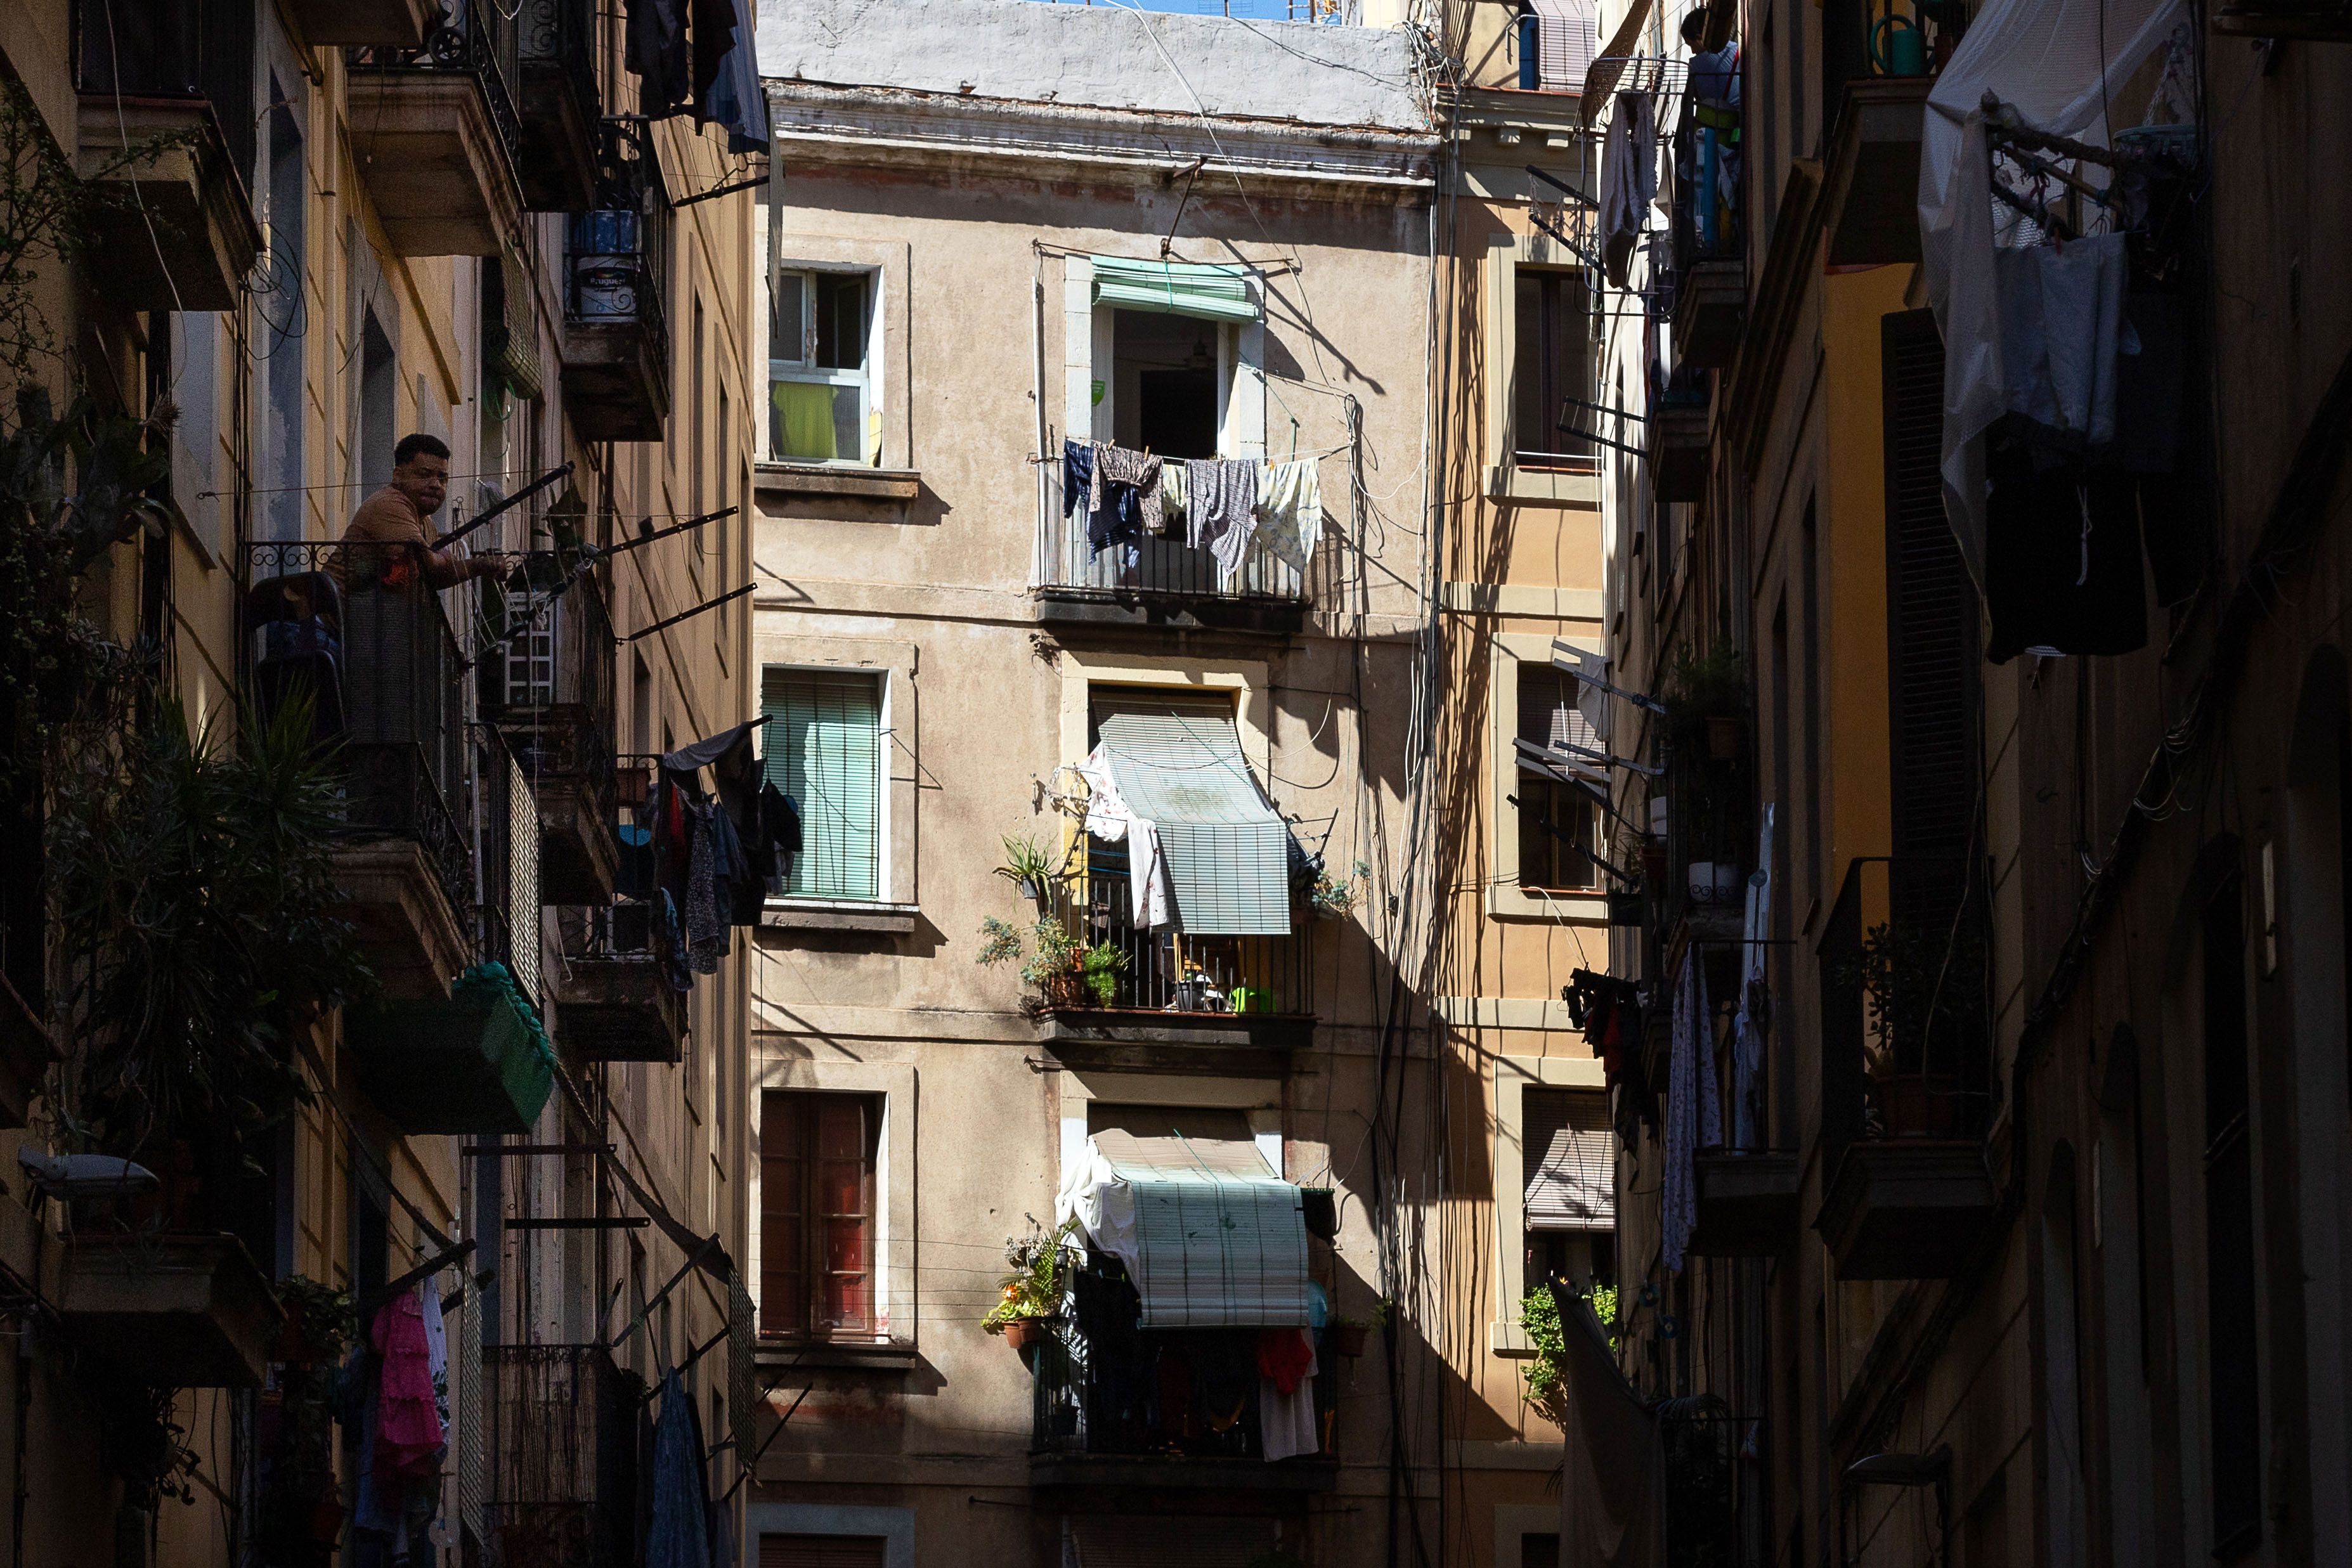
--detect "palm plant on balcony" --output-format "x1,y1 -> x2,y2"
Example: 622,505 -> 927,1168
44,694 -> 372,1492
992,833 -> 1058,903
49,692 -> 374,1169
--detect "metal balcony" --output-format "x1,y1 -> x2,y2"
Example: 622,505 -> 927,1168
561,122 -> 674,441
516,0 -> 601,211
1666,118 -> 1746,370
1813,856 -> 1999,1280
550,789 -> 687,1065
1030,1291 -> 1339,1492
1032,493 -> 1325,636
484,1344 -> 639,1568
346,0 -> 526,255
71,0 -> 261,313
1032,865 -> 1317,1061
478,554 -> 619,904
242,540 -> 478,998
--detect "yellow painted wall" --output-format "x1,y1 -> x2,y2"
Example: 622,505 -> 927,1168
1818,263 -> 1917,884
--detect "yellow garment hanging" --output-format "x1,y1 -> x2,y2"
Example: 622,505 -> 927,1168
772,381 -> 837,462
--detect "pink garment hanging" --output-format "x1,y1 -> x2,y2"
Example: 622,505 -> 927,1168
373,1290 -> 444,1477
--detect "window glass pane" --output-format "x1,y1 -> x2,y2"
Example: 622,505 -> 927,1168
1514,271 -> 1595,466
771,271 -> 805,361
1519,779 -> 1597,891
815,272 -> 867,370
764,672 -> 883,900
1513,273 -> 1547,457
829,383 -> 862,465
816,1098 -> 866,1160
822,1268 -> 871,1331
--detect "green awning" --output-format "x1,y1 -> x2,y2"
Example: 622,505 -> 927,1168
1091,256 -> 1258,323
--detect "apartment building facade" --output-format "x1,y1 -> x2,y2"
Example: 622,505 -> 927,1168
1415,4 -> 1628,1568
0,0 -> 762,1561
1577,0 -> 2352,1564
743,3 -> 1449,1563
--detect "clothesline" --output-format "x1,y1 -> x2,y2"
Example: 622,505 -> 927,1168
1023,442 -> 1351,464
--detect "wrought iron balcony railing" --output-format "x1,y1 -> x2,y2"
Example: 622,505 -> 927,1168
1032,1274 -> 1338,1463
347,0 -> 524,178
1039,862 -> 1314,1020
241,540 -> 478,927
1034,479 -> 1330,609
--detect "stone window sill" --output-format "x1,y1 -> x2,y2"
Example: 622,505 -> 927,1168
755,462 -> 922,503
760,898 -> 919,936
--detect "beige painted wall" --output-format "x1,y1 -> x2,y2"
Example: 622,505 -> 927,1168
0,8 -> 756,1557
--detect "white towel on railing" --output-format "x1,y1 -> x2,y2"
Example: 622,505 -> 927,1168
1077,745 -> 1174,930
1129,818 -> 1173,930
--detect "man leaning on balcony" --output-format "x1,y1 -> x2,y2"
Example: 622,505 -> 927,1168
339,433 -> 515,590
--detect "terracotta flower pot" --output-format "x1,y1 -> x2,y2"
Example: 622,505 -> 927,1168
1329,1323 -> 1370,1359
1872,1072 -> 1962,1138
1001,1317 -> 1053,1353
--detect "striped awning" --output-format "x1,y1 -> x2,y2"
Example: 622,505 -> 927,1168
1091,256 -> 1259,323
1525,1089 -> 1615,1231
1089,703 -> 1291,936
1058,1130 -> 1310,1330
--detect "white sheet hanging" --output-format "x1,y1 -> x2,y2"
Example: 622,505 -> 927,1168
1661,946 -> 1715,1273
1917,0 -> 2190,586
1077,744 -> 1175,930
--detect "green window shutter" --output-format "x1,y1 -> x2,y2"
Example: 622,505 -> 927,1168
1091,256 -> 1259,323
763,670 -> 882,900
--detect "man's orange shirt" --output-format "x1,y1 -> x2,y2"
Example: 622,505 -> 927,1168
341,485 -> 469,588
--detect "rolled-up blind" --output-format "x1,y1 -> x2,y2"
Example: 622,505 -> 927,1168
1524,1088 -> 1615,1231
1088,690 -> 1290,936
1091,256 -> 1258,323
763,670 -> 882,900
1091,1129 -> 1309,1328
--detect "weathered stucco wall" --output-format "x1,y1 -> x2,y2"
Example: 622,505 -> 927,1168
757,0 -> 1429,131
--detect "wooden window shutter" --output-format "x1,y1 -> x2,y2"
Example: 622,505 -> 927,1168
1881,309 -> 1978,891
815,1098 -> 875,1332
760,1092 -> 879,1339
758,1091 -> 808,1337
760,1535 -> 887,1568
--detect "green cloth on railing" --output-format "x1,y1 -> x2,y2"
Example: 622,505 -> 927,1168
452,961 -> 556,1075
771,380 -> 838,462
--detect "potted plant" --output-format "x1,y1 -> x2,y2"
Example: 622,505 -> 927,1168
1329,1297 -> 1389,1360
1517,1281 -> 1616,1427
257,1276 -> 357,1568
983,1215 -> 1077,1355
1836,918 -> 1985,1137
1660,644 -> 1750,753
1306,857 -> 1370,921
975,917 -> 1124,1010
993,833 -> 1057,904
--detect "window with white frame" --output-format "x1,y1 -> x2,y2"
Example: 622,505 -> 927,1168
770,267 -> 875,465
